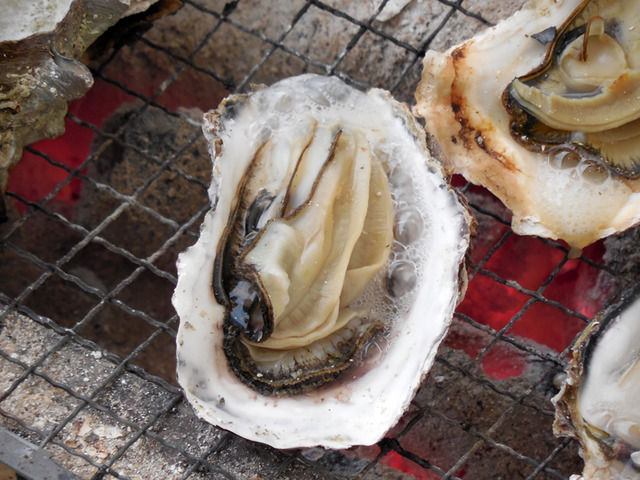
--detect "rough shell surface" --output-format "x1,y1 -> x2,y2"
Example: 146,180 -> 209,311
0,0 -> 164,220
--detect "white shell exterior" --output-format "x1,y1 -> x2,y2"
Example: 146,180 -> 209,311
0,0 -> 153,42
173,74 -> 471,449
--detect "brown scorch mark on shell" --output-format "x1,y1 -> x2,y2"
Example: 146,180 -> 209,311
449,45 -> 519,173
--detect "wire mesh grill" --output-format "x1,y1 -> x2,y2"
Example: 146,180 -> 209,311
0,0 -> 631,478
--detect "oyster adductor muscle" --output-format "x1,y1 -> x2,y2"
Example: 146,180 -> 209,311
414,0 -> 640,251
173,74 -> 472,449
553,286 -> 640,479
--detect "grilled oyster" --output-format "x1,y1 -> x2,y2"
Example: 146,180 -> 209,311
554,287 -> 640,479
414,0 -> 640,252
173,74 -> 472,449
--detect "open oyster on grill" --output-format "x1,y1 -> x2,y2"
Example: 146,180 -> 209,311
414,0 -> 640,252
173,74 -> 472,449
553,287 -> 640,479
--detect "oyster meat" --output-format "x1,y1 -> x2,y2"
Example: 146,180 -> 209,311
554,287 -> 640,479
173,74 -> 472,449
414,0 -> 640,252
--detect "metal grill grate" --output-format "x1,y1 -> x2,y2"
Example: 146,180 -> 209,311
0,0 -> 631,478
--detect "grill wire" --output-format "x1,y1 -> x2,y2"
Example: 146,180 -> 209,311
0,0 -> 628,478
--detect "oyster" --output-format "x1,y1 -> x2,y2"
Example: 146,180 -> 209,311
553,287 -> 640,479
0,0 -> 165,220
173,74 -> 472,449
0,0 -> 128,220
414,0 -> 640,252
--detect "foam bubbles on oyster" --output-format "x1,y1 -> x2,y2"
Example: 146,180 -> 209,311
173,74 -> 471,449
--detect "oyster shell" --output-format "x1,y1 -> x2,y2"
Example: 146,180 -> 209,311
0,0 -> 130,220
0,0 -> 166,220
553,287 -> 640,479
173,74 -> 472,449
414,0 -> 640,252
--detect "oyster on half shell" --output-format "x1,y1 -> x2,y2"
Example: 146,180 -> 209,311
173,74 -> 472,449
553,287 -> 640,479
414,0 -> 640,252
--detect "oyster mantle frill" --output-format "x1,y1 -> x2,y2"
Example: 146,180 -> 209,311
173,74 -> 472,449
